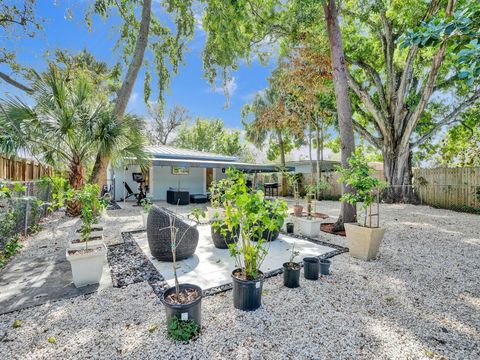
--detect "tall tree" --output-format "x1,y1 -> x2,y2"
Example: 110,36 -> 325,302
174,118 -> 246,157
341,0 -> 479,202
88,0 -> 194,187
148,104 -> 190,145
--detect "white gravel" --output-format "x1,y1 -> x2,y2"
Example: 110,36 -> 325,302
1,201 -> 479,359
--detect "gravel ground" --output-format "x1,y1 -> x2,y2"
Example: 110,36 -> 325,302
0,201 -> 479,359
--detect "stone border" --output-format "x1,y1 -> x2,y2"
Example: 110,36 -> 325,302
110,229 -> 349,299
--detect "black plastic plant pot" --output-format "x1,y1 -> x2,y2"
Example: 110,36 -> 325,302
319,259 -> 331,275
303,257 -> 320,280
161,283 -> 203,327
286,223 -> 294,234
231,269 -> 264,311
283,262 -> 300,288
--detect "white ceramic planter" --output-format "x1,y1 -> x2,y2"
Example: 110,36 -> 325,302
206,207 -> 225,221
142,212 -> 148,227
296,217 -> 322,237
344,223 -> 386,261
66,244 -> 106,288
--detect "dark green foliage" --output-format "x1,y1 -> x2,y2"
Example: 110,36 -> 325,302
166,316 -> 200,342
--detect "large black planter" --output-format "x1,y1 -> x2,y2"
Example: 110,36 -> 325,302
303,257 -> 320,280
161,283 -> 203,327
283,262 -> 300,288
210,222 -> 239,249
251,225 -> 280,242
232,269 -> 264,311
286,223 -> 294,234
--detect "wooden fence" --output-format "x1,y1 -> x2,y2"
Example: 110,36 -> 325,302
413,167 -> 480,209
0,155 -> 53,181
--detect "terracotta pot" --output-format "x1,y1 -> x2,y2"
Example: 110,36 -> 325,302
293,205 -> 303,217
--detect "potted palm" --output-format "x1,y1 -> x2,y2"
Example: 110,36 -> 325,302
283,244 -> 301,288
66,184 -> 107,287
140,197 -> 152,226
337,154 -> 387,261
219,168 -> 287,311
160,207 -> 203,338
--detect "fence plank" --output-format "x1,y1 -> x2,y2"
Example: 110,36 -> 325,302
0,155 -> 53,181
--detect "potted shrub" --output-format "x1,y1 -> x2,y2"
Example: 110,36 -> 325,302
140,197 -> 152,226
285,172 -> 303,216
206,180 -> 226,220
66,184 -> 107,287
219,168 -> 287,311
337,153 -> 387,261
160,207 -> 203,338
210,220 -> 240,249
283,244 -> 300,288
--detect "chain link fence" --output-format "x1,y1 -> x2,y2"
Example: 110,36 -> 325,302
0,181 -> 53,264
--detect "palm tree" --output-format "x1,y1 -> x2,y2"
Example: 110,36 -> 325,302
0,64 -> 148,215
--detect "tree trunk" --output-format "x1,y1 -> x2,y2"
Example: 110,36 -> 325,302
277,129 -> 287,196
91,0 -> 152,190
382,144 -> 418,203
323,0 -> 357,230
308,124 -> 314,185
66,159 -> 84,217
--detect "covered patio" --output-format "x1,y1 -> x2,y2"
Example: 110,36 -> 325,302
108,145 -> 294,202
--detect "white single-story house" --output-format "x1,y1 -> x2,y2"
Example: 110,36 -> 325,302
108,145 -> 292,202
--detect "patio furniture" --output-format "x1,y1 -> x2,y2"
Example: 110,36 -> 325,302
264,182 -> 279,197
190,194 -> 208,204
166,188 -> 190,205
146,205 -> 199,261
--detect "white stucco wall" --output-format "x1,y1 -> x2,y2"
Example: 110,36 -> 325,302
151,166 -> 206,200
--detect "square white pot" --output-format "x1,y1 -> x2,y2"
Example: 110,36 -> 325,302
66,244 -> 106,288
296,217 -> 322,237
344,223 -> 386,261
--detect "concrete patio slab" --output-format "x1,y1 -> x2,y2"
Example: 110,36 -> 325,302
133,225 -> 335,290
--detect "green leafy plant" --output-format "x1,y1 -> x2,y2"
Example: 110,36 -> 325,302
140,197 -> 153,214
166,316 -> 200,342
217,168 -> 288,280
39,176 -> 71,212
337,153 -> 387,227
209,180 -> 223,208
284,171 -> 301,205
74,184 -> 105,248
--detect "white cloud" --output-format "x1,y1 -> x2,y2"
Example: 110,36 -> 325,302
214,76 -> 237,98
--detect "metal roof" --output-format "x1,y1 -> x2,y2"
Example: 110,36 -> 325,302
148,157 -> 293,173
145,145 -> 238,162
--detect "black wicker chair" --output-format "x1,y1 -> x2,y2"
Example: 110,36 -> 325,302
146,205 -> 199,261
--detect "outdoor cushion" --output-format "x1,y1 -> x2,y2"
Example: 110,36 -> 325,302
146,205 -> 199,261
190,194 -> 208,203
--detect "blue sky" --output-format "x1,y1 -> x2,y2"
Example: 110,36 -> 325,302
0,1 -> 276,129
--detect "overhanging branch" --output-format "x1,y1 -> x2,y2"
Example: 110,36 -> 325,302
0,71 -> 33,93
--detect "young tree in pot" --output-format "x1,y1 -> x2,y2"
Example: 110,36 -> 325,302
285,172 -> 303,217
206,180 -> 226,220
222,168 -> 287,311
66,184 -> 107,287
283,244 -> 301,288
337,153 -> 387,261
160,207 -> 203,338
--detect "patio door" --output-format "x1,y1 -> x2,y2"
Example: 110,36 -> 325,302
206,168 -> 213,192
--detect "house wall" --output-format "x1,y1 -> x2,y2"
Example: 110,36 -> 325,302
151,166 -> 206,200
